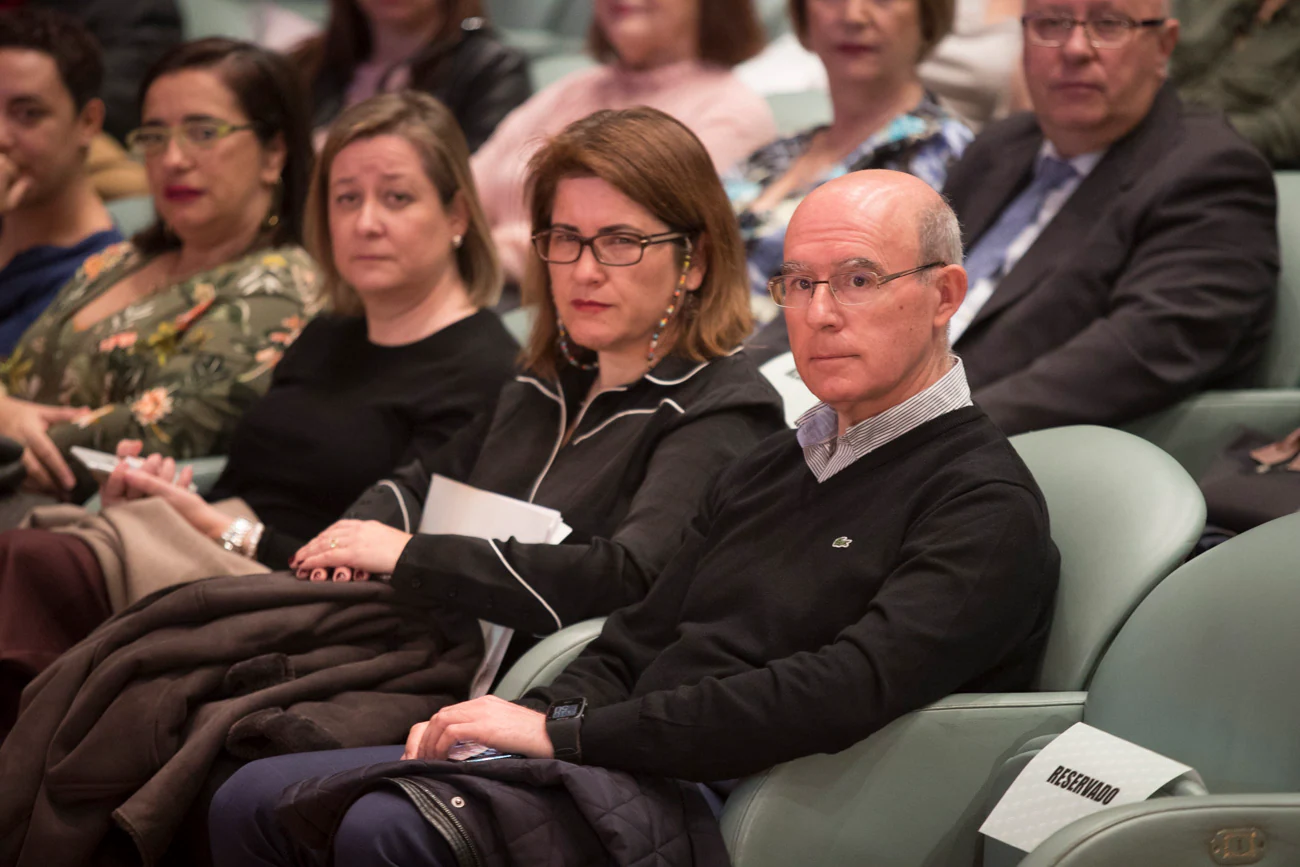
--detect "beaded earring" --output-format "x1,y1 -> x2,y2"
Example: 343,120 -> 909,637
557,307 -> 597,370
646,250 -> 692,365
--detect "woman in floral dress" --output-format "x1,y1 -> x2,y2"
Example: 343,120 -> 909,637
0,38 -> 320,504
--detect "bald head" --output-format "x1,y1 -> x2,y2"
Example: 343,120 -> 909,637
790,170 -> 962,273
781,170 -> 969,434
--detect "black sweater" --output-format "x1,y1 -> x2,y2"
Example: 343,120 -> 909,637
345,352 -> 787,639
525,406 -> 1061,782
207,311 -> 517,569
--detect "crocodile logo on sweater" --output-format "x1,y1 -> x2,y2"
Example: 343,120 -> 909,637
832,536 -> 852,549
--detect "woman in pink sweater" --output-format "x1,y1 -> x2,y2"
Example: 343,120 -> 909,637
472,0 -> 777,280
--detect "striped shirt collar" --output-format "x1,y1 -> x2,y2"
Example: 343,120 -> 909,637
795,357 -> 972,482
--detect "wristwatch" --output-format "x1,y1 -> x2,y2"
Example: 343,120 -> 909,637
545,697 -> 587,762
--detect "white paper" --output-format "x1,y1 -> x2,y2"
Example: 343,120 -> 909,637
757,352 -> 821,427
419,475 -> 571,697
979,722 -> 1200,853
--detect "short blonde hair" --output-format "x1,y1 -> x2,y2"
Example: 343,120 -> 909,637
789,0 -> 955,61
306,92 -> 501,315
521,108 -> 753,379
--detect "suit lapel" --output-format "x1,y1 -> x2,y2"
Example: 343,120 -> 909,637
960,132 -> 1042,247
958,85 -> 1182,337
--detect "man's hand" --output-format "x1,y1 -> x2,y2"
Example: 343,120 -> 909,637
402,696 -> 554,762
0,396 -> 91,492
290,519 -> 411,582
0,153 -> 33,214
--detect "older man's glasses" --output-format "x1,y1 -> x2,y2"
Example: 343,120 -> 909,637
1021,13 -> 1166,49
125,118 -> 256,157
768,262 -> 944,308
532,228 -> 690,266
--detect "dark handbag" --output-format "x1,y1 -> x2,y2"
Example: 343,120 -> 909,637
1199,426 -> 1300,532
0,434 -> 25,494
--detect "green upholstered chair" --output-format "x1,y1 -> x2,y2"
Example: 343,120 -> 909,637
106,196 -> 155,238
490,0 -> 588,59
1125,171 -> 1300,476
1017,795 -> 1300,867
493,616 -> 606,700
176,0 -> 257,39
1000,511 -> 1300,866
718,425 -> 1205,867
490,426 -> 1206,867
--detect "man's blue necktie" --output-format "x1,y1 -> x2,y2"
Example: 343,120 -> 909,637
963,155 -> 1079,288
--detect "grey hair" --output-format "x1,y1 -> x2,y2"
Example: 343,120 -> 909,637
917,195 -> 963,270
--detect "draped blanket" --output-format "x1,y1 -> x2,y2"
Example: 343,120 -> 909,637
0,574 -> 481,867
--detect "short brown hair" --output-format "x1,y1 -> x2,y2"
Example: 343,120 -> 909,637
788,0 -> 955,60
587,0 -> 765,68
306,92 -> 501,315
521,107 -> 753,379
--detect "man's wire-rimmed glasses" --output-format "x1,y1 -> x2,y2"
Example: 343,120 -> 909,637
1021,12 -> 1167,49
768,261 -> 945,308
532,228 -> 690,267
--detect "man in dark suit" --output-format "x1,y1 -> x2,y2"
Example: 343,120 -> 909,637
947,0 -> 1278,435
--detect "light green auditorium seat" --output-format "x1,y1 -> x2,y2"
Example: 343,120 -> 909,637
718,425 -> 1205,867
1125,171 -> 1300,476
1018,795 -> 1300,867
489,0 -> 588,59
106,195 -> 155,238
491,426 -> 1206,867
1009,511 -> 1300,866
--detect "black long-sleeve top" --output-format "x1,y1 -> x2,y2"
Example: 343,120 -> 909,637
206,311 -> 517,569
343,351 -> 786,641
524,406 -> 1061,782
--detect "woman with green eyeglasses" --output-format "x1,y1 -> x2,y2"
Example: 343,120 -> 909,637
0,38 -> 321,520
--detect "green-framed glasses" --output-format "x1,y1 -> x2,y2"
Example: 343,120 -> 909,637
125,118 -> 256,158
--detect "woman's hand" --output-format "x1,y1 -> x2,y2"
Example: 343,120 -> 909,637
0,395 -> 91,493
100,440 -> 194,506
290,519 -> 412,582
106,464 -> 230,540
402,696 -> 553,762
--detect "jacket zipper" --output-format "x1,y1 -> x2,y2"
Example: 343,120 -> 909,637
391,778 -> 483,867
527,379 -> 619,503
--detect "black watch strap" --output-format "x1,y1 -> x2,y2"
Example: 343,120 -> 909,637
545,697 -> 586,762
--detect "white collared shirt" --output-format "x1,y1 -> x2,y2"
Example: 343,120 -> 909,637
948,141 -> 1106,342
796,357 -> 973,482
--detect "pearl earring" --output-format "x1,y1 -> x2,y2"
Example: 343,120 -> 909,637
452,234 -> 463,249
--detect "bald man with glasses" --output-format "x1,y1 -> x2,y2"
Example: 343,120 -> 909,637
942,0 -> 1278,435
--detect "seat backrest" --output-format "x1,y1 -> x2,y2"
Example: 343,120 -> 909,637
1008,426 -> 1205,691
757,352 -> 817,426
1253,171 -> 1300,387
176,0 -> 257,39
1085,512 -> 1300,793
492,617 -> 606,701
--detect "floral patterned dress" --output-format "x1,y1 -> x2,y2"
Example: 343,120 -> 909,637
725,92 -> 974,300
0,242 -> 321,459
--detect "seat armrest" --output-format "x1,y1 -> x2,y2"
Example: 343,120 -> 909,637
492,617 -> 606,701
1123,390 -> 1300,478
721,692 -> 1087,867
1019,794 -> 1300,867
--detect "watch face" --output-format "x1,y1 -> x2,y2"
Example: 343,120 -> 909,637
551,702 -> 582,720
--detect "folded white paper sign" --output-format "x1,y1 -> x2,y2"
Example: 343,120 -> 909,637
979,722 -> 1200,853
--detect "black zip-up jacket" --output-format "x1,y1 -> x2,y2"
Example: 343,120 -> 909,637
309,21 -> 532,153
343,351 -> 785,638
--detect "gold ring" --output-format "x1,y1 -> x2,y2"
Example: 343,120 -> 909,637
329,538 -> 338,549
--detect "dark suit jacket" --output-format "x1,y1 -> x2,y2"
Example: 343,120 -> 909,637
947,84 -> 1279,435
